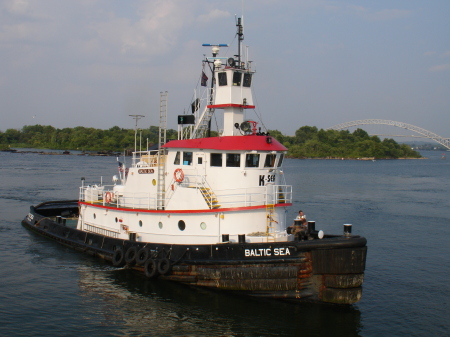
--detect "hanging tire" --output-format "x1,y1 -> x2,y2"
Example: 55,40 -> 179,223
158,257 -> 172,275
144,258 -> 159,278
125,246 -> 138,265
136,247 -> 149,266
112,248 -> 125,267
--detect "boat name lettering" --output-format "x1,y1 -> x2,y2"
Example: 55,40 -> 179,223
259,174 -> 275,186
138,169 -> 155,174
244,247 -> 290,257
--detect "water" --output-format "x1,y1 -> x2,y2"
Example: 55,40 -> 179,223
0,150 -> 449,336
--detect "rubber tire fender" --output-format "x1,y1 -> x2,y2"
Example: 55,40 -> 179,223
136,247 -> 149,266
158,257 -> 172,275
144,258 -> 159,278
125,246 -> 138,265
112,248 -> 125,267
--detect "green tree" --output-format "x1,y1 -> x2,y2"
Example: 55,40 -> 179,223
294,126 -> 318,144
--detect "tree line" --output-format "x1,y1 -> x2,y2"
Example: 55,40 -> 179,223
1,124 -> 421,158
0,125 -> 177,152
268,126 -> 421,158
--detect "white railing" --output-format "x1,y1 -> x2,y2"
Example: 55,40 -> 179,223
79,179 -> 292,211
83,222 -> 119,238
131,150 -> 164,167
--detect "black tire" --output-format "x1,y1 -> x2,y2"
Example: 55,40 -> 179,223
112,248 -> 125,267
125,246 -> 138,265
158,257 -> 172,275
136,247 -> 149,266
144,258 -> 159,278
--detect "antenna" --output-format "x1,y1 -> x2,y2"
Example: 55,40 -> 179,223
129,114 -> 145,152
236,17 -> 244,68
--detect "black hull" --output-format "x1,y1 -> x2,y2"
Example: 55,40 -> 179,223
22,200 -> 367,304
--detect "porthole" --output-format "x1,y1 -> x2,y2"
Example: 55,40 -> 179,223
93,213 -> 96,219
178,220 -> 186,231
139,220 -> 143,227
115,217 -> 118,223
200,222 -> 207,230
158,221 -> 163,229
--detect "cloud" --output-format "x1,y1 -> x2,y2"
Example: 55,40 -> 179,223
429,64 -> 450,72
87,2 -> 230,58
349,5 -> 412,22
6,0 -> 34,16
198,9 -> 230,23
91,1 -> 193,56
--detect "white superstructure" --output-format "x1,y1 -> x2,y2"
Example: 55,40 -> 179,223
77,19 -> 293,245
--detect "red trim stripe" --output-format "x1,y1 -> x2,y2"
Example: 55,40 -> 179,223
162,136 -> 287,151
207,104 -> 255,109
79,201 -> 292,214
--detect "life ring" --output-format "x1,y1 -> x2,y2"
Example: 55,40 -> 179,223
158,257 -> 172,275
125,246 -> 138,265
174,168 -> 184,183
105,191 -> 114,203
136,247 -> 149,266
144,258 -> 159,278
112,248 -> 125,267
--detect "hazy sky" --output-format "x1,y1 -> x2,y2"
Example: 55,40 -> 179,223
1,0 -> 449,137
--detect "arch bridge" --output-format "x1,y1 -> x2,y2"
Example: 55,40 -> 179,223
327,119 -> 449,150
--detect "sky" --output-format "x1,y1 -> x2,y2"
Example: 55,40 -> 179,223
1,0 -> 449,138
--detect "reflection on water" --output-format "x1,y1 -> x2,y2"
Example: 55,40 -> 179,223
77,264 -> 363,336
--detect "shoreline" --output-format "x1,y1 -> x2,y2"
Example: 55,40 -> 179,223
286,156 -> 426,160
1,149 -> 118,156
3,149 -> 427,160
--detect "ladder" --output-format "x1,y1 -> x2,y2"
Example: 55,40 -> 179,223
157,91 -> 168,210
199,186 -> 220,209
265,204 -> 276,242
191,88 -> 215,139
278,186 -> 286,203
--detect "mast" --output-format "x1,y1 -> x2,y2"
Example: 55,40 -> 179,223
157,91 -> 168,210
236,17 -> 244,68
207,60 -> 214,138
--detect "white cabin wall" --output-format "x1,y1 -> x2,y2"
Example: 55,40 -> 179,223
223,107 -> 244,136
214,70 -> 254,106
165,186 -> 209,210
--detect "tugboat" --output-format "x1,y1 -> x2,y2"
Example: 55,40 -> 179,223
22,19 -> 367,304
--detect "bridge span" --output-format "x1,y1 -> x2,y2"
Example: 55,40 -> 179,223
327,119 -> 449,150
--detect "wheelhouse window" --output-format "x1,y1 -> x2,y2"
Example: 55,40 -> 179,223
210,153 -> 222,167
245,153 -> 260,168
226,153 -> 241,167
277,153 -> 284,167
243,73 -> 252,87
218,72 -> 227,86
174,151 -> 180,165
183,152 -> 192,165
264,154 -> 276,168
233,72 -> 242,86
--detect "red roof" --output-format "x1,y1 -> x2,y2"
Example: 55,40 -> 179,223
162,135 -> 287,151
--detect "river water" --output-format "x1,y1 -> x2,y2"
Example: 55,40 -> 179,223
0,150 -> 448,336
